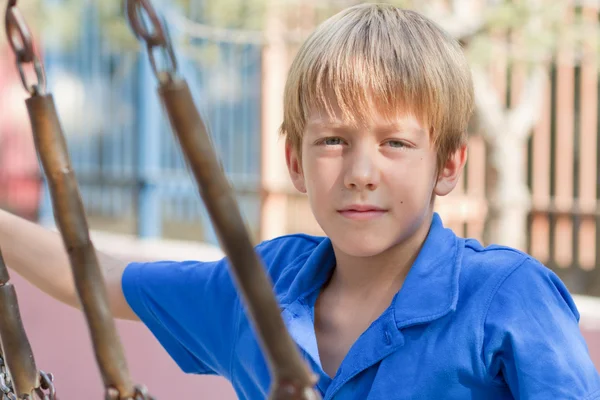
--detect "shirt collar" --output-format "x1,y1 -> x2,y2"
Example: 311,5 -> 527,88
392,212 -> 462,329
277,213 -> 462,330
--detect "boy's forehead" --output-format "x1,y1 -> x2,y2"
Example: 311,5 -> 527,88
306,107 -> 426,133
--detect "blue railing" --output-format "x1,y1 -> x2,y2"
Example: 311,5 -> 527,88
38,5 -> 264,245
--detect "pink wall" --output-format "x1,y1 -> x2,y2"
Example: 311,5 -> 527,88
7,272 -> 600,398
9,273 -> 237,399
583,329 -> 600,372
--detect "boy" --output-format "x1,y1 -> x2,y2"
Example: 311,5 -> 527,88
2,3 -> 600,399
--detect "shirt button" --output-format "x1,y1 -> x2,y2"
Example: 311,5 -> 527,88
384,330 -> 391,345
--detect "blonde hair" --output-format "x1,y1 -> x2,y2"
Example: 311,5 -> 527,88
280,3 -> 474,167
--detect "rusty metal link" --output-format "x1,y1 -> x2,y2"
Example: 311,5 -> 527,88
105,385 -> 154,400
4,2 -> 46,95
31,371 -> 56,400
126,0 -> 177,82
124,0 -> 321,398
0,249 -> 54,400
0,361 -> 57,400
0,355 -> 56,400
0,282 -> 39,398
3,6 -> 153,398
25,93 -> 140,398
158,79 -> 321,400
130,385 -> 154,400
270,383 -> 322,400
0,359 -> 16,400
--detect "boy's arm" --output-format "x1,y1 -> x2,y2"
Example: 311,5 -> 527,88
483,258 -> 600,399
0,209 -> 138,321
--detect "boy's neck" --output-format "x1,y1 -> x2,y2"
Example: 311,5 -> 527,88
326,213 -> 434,298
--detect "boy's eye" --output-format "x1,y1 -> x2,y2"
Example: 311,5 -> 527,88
322,137 -> 344,146
385,140 -> 407,149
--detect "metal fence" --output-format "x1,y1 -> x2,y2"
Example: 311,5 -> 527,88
32,4 -> 264,244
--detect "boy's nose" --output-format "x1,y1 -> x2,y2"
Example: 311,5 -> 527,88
343,147 -> 380,191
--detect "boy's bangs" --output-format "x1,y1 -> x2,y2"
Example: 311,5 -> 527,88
281,4 -> 473,160
301,60 -> 434,129
297,11 -> 440,131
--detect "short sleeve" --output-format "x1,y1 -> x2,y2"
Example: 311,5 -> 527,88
122,257 -> 240,377
483,258 -> 600,399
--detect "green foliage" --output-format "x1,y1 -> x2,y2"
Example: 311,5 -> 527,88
4,0 -> 600,71
196,0 -> 267,30
462,1 -> 599,68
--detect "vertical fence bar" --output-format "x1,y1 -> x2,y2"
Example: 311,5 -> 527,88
259,7 -> 290,240
554,5 -> 575,268
135,55 -> 163,237
578,5 -> 598,274
466,135 -> 486,242
529,65 -> 552,263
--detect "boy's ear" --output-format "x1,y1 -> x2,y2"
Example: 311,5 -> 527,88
434,144 -> 467,197
285,139 -> 307,193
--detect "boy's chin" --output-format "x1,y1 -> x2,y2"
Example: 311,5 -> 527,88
330,234 -> 394,258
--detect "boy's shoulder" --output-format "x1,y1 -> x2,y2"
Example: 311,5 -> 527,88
460,237 -> 552,283
457,237 -> 578,320
461,237 -> 536,275
252,228 -> 574,318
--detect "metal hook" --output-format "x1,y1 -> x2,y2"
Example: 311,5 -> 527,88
126,0 -> 166,48
5,5 -> 34,63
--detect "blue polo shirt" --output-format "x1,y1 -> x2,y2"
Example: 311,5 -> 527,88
122,213 -> 600,399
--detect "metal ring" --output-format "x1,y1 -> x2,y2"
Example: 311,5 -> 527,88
104,386 -> 120,400
133,385 -> 153,400
5,6 -> 34,63
104,385 -> 154,400
34,371 -> 56,400
16,54 -> 46,96
126,0 -> 166,48
147,32 -> 178,80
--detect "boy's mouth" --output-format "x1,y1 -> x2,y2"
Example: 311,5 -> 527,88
337,204 -> 387,220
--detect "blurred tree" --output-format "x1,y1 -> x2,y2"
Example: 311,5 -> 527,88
411,0 -> 599,250
2,0 -> 268,50
260,0 -> 599,250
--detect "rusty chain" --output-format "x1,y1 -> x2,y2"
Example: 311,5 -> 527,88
125,1 -> 321,398
0,247 -> 56,400
31,372 -> 56,400
4,0 -> 46,95
4,3 -> 156,400
5,1 -> 319,399
0,357 -> 55,400
126,0 -> 177,83
106,385 -> 154,400
0,356 -> 16,400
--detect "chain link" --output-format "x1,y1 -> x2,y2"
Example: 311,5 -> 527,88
32,371 -> 56,400
106,385 -> 155,400
4,0 -> 47,95
125,0 -> 178,82
0,356 -> 56,400
5,3 -> 156,400
0,356 -> 16,400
